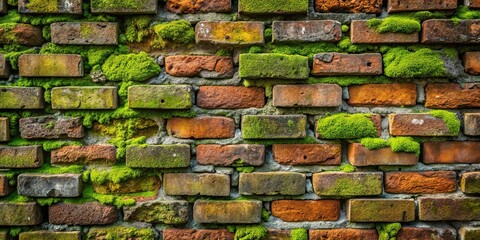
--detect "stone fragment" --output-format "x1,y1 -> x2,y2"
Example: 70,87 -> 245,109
19,116 -> 85,139
17,173 -> 82,197
19,54 -> 83,77
51,22 -> 118,45
272,20 -> 341,42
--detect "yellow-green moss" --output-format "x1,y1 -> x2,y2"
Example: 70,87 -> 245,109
89,165 -> 142,184
234,225 -> 267,240
0,44 -> 39,70
307,76 -> 391,86
152,20 -> 195,49
367,11 -> 445,34
430,110 -> 461,135
376,223 -> 401,240
360,137 -> 420,156
91,0 -> 150,9
7,137 -> 82,151
86,226 -> 155,240
239,0 -> 308,14
382,46 -> 446,78
291,228 -> 308,240
454,5 -> 480,19
0,23 -> 18,44
316,113 -> 378,139
239,53 -> 310,79
101,52 -> 161,82
25,0 -> 58,12
125,15 -> 151,43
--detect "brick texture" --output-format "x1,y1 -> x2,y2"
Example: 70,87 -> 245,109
312,53 -> 382,76
51,145 -> 116,165
347,199 -> 415,222
242,115 -> 307,139
126,144 -> 190,168
385,171 -> 457,194
195,21 -> 264,46
163,229 -> 234,240
419,197 -> 480,221
351,20 -> 418,44
0,174 -> 11,196
0,146 -> 44,168
425,83 -> 480,108
51,22 -> 118,45
19,54 -> 83,77
196,144 -> 265,166
397,227 -> 456,240
309,229 -> 378,240
422,20 -> 480,43
461,172 -> 480,194
272,144 -> 341,165
389,113 -> 457,136
423,141 -> 480,164
272,20 -> 342,43
387,0 -> 457,13
164,173 -> 230,196
128,85 -> 192,109
465,113 -> 480,136
348,143 -> 418,166
271,200 -> 340,222
167,117 -> 235,139
239,172 -> 306,195
312,172 -> 383,197
165,56 -> 234,78
123,200 -> 189,224
315,0 -> 382,13
51,87 -> 118,109
193,200 -> 262,223
348,84 -> 417,106
19,231 -> 81,240
166,0 -> 231,13
272,84 -> 342,107
197,86 -> 265,109
49,202 -> 118,225
0,87 -> 44,109
19,116 -> 85,139
0,117 -> 9,142
0,202 -> 43,225
465,52 -> 480,75
0,24 -> 43,46
0,54 -> 9,78
18,0 -> 82,13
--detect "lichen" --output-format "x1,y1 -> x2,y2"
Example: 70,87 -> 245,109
382,46 -> 446,78
290,228 -> 308,240
234,225 -> 267,240
429,110 -> 461,135
125,15 -> 151,43
316,113 -> 378,139
239,53 -> 309,79
376,223 -> 401,240
360,137 -> 420,156
101,52 -> 161,82
25,0 -> 58,12
151,20 -> 195,49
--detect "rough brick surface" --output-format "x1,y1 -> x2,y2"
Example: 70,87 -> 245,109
91,0 -> 157,14
163,229 -> 234,240
128,85 -> 192,109
241,115 -> 307,139
419,197 -> 480,221
49,202 -> 117,225
19,231 -> 81,240
312,53 -> 383,76
0,146 -> 44,168
18,173 -> 82,197
18,0 -> 82,13
0,24 -> 44,46
461,172 -> 480,194
351,20 -> 418,44
0,117 -> 9,142
422,20 -> 480,43
425,83 -> 480,108
193,200 -> 262,223
19,54 -> 83,77
464,52 -> 480,75
167,117 -> 235,139
51,22 -> 118,45
272,84 -> 342,107
464,113 -> 480,136
315,0 -> 381,13
271,200 -> 340,222
51,145 -> 116,165
196,144 -> 265,166
272,144 -> 341,165
123,200 -> 189,224
239,172 -> 306,195
197,86 -> 265,109
397,227 -> 456,240
166,0 -> 231,13
460,227 -> 480,240
93,176 -> 161,194
51,87 -> 118,109
0,174 -> 11,196
272,20 -> 341,43
312,172 -> 383,197
164,173 -> 230,196
389,113 -> 456,136
0,54 -> 9,78
423,141 -> 480,164
86,227 -> 155,240
0,87 -> 44,109
0,202 -> 43,226
165,56 -> 234,78
0,0 -> 5,14
385,171 -> 457,194
348,143 -> 418,166
348,84 -> 417,106
195,21 -> 264,46
309,229 -> 378,240
126,144 -> 190,168
19,116 -> 85,139
387,0 -> 457,13
347,199 -> 415,222
467,0 -> 480,8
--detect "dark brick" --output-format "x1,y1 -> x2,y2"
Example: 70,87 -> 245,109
397,227 -> 456,240
459,227 -> 480,240
0,202 -> 43,226
19,116 -> 85,139
0,24 -> 44,46
49,202 -> 117,225
272,20 -> 341,43
91,0 -> 157,14
309,229 -> 378,240
123,200 -> 189,224
461,172 -> 480,194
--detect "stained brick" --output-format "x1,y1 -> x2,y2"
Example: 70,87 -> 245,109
241,115 -> 307,139
467,0 -> 480,8
459,227 -> 480,240
387,0 -> 456,13
312,53 -> 383,76
165,56 -> 234,78
19,54 -> 83,77
239,53 -> 310,79
193,200 -> 262,223
163,229 -> 234,240
465,52 -> 480,75
273,144 -> 341,165
347,199 -> 415,222
272,84 -> 342,107
313,172 -> 383,197
239,172 -> 306,195
385,171 -> 457,194
123,200 -> 189,224
128,85 -> 192,109
164,173 -> 230,196
351,20 -> 418,44
0,54 -> 9,78
51,22 -> 118,45
309,229 -> 378,240
315,0 -> 381,13
51,87 -> 118,109
0,202 -> 43,226
266,230 -> 292,240
0,146 -> 44,168
0,175 -> 11,196
49,202 -> 117,225
91,0 -> 157,14
389,113 -> 457,136
238,0 -> 308,14
19,116 -> 84,139
0,117 -> 9,142
197,86 -> 265,109
195,21 -> 264,46
93,176 -> 160,194
196,144 -> 265,166
425,83 -> 480,108
19,231 -> 81,240
348,143 -> 418,166
51,145 -> 116,165
86,227 -> 155,240
348,84 -> 417,106
272,20 -> 341,43
0,87 -> 44,109
166,0 -> 231,13
167,117 -> 235,139
19,0 -> 82,13
126,144 -> 190,168
18,173 -> 82,197
461,172 -> 480,194
423,141 -> 480,164
0,24 -> 44,46
422,20 -> 480,43
271,200 -> 340,222
419,197 -> 480,221
465,113 -> 480,136
397,227 -> 456,240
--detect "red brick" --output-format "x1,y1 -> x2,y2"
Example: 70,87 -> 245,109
51,145 -> 116,165
425,83 -> 480,109
465,52 -> 480,75
389,113 -> 457,136
0,117 -> 9,142
272,84 -> 342,107
387,0 -> 456,13
347,199 -> 415,222
0,174 -> 11,196
309,229 -> 378,240
423,141 -> 480,164
165,55 -> 234,78
19,0 -> 82,13
164,173 -> 230,196
422,20 -> 480,43
163,229 -> 234,240
196,144 -> 265,166
348,84 -> 417,106
272,20 -> 342,43
272,144 -> 341,165
312,53 -> 382,76
195,21 -> 264,46
419,197 -> 480,221
19,116 -> 85,139
271,200 -> 340,222
348,143 -> 418,166
461,172 -> 480,194
397,227 -> 456,240
0,54 -> 9,78
19,54 -> 83,77
467,0 -> 480,8
166,0 -> 231,13
167,117 -> 235,139
197,86 -> 265,109
0,24 -> 44,46
385,171 -> 457,194
48,202 -> 118,225
351,20 -> 418,44
315,0 -> 382,13
51,22 -> 118,45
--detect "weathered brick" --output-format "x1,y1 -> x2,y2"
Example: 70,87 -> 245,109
0,117 -> 9,142
0,54 -> 9,78
389,113 -> 457,136
0,24 -> 43,46
422,20 -> 480,43
271,200 -> 340,222
0,174 -> 11,196
461,172 -> 480,194
193,200 -> 262,223
242,115 -> 306,139
347,199 -> 415,222
51,87 -> 118,109
91,0 -> 157,14
0,146 -> 44,168
272,20 -> 341,43
239,53 -> 310,79
348,84 -> 417,106
128,85 -> 192,109
0,0 -> 5,14
163,229 -> 234,240
166,0 -> 231,13
167,117 -> 235,139
19,0 -> 82,13
423,141 -> 480,164
419,197 -> 480,221
348,143 -> 418,166
19,116 -> 84,139
467,0 -> 480,8
51,22 -> 118,45
465,52 -> 480,75
123,200 -> 189,224
460,227 -> 480,240
313,172 -> 383,197
0,202 -> 43,226
19,231 -> 81,240
0,87 -> 44,109
387,0 -> 456,13
309,229 -> 378,240
351,20 -> 418,44
19,54 -> 83,77
195,21 -> 264,46
465,113 -> 480,136
18,173 -> 82,197
126,144 -> 190,168
272,84 -> 342,107
0,231 -> 7,240
86,226 -> 155,240
425,83 -> 480,108
49,202 -> 117,225
315,0 -> 381,13
197,86 -> 265,109
239,172 -> 306,195
196,144 -> 265,166
273,144 -> 341,165
385,171 -> 457,194
93,176 -> 160,194
312,53 -> 383,76
238,0 -> 308,14
164,173 -> 230,196
165,56 -> 234,78
397,227 -> 456,240
266,229 -> 292,239
51,145 -> 116,165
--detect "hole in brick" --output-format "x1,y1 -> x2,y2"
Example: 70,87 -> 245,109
367,62 -> 372,67
300,92 -> 304,95
303,155 -> 307,160
161,99 -> 165,103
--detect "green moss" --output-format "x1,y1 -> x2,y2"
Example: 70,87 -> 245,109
216,49 -> 232,56
7,0 -> 18,5
125,15 -> 151,43
236,166 -> 255,173
0,9 -> 76,25
360,138 -> 390,150
389,137 -> 420,156
337,164 -> 355,173
0,44 -> 39,70
234,225 -> 267,240
382,47 -> 446,78
316,113 -> 378,139
376,223 -> 401,240
367,11 -> 445,34
321,174 -> 381,196
239,0 -> 308,14
91,0 -> 150,9
341,25 -> 349,33
291,228 -> 308,240
264,28 -> 272,42
152,20 -> 195,49
89,165 -> 142,184
0,111 -> 36,136
0,23 -> 18,44
8,138 -> 82,151
307,76 -> 391,86
25,0 -> 58,12
430,110 -> 460,135
4,163 -> 84,186
102,52 -> 161,82
454,5 -> 480,19
86,226 -> 155,240
261,208 -> 270,221
239,53 -> 309,79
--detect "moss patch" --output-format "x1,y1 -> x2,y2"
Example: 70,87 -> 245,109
86,226 -> 155,240
291,228 -> 308,240
316,113 -> 378,139
25,0 -> 58,12
239,53 -> 309,79
125,15 -> 151,43
152,20 -> 195,49
454,5 -> 480,19
376,223 -> 401,240
88,165 -> 142,184
101,52 -> 161,82
234,225 -> 267,240
360,137 -> 420,156
367,11 -> 445,34
239,0 -> 308,14
382,46 -> 446,78
91,0 -> 150,9
430,110 -> 460,135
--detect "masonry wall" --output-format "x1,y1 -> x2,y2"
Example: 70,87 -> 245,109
0,0 -> 480,239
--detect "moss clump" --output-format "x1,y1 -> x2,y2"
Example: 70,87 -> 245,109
239,53 -> 310,79
360,138 -> 390,150
382,47 -> 446,78
151,20 -> 195,49
360,137 -> 420,156
0,44 -> 39,70
101,52 -> 161,82
89,165 -> 142,184
25,0 -> 58,12
236,166 -> 255,173
316,114 -> 378,139
430,110 -> 461,135
234,225 -> 267,240
239,0 -> 308,14
91,0 -> 150,9
454,5 -> 480,19
125,15 -> 151,43
367,11 -> 445,34
377,223 -> 401,240
261,208 -> 270,221
86,226 -> 155,240
291,228 -> 308,240
0,23 -> 18,44
341,25 -> 349,33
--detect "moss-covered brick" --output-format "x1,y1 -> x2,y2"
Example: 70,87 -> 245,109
128,85 -> 192,109
51,22 -> 119,45
460,227 -> 480,240
0,202 -> 43,225
193,200 -> 262,223
126,144 -> 190,168
239,172 -> 306,195
316,113 -> 381,139
347,199 -> 415,222
91,0 -> 157,14
17,173 -> 82,197
18,0 -> 82,13
350,20 -> 419,44
166,0 -> 232,13
348,143 -> 419,166
0,87 -> 44,109
389,113 -> 460,136
239,53 -> 309,79
312,172 -> 383,197
461,172 -> 480,194
19,231 -> 81,240
419,197 -> 480,221
238,0 -> 308,14
0,117 -> 9,142
387,0 -> 456,12
272,20 -> 342,43
92,175 -> 161,194
101,52 -> 161,82
195,21 -> 264,46
86,226 -> 155,240
0,23 -> 44,46
164,173 -> 230,196
0,146 -> 44,168
123,200 -> 189,224
382,47 -> 446,78
241,115 -> 306,139
19,54 -> 83,77
422,19 -> 480,43
51,86 -> 118,109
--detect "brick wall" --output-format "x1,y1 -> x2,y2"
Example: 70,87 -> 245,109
0,0 -> 480,239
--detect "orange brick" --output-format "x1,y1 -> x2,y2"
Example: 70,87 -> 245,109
166,0 -> 231,14
167,117 -> 235,139
315,0 -> 382,13
348,143 -> 418,166
397,227 -> 456,240
272,144 -> 341,165
165,56 -> 234,78
385,171 -> 457,194
389,113 -> 457,136
197,86 -> 265,109
423,141 -> 480,164
422,20 -> 480,43
309,229 -> 378,240
348,84 -> 416,106
312,53 -> 382,76
387,0 -> 456,13
351,20 -> 418,44
196,144 -> 265,166
271,200 -> 340,222
272,84 -> 342,107
425,83 -> 480,108
467,0 -> 480,8
465,52 -> 480,75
